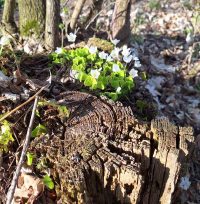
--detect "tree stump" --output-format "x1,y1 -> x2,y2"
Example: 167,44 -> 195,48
30,91 -> 194,204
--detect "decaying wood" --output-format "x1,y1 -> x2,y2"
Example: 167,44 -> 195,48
111,0 -> 131,41
29,91 -> 194,204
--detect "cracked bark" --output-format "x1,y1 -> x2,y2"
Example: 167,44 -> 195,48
30,91 -> 195,204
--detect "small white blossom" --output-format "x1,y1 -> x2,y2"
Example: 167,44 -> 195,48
123,55 -> 132,63
89,46 -> 97,54
179,176 -> 191,190
0,36 -> 10,46
132,55 -> 139,61
67,33 -> 76,42
98,51 -> 108,59
1,124 -> 7,134
129,68 -> 138,78
112,64 -> 120,72
106,55 -> 113,62
111,39 -> 120,46
70,69 -> 79,79
55,47 -> 64,54
134,60 -> 141,68
110,47 -> 121,60
122,45 -> 131,57
91,69 -> 100,79
116,87 -> 121,93
60,12 -> 67,18
107,10 -> 113,16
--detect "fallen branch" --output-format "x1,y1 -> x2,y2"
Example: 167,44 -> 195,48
6,95 -> 39,204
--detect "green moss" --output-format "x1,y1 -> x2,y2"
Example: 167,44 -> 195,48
87,37 -> 114,52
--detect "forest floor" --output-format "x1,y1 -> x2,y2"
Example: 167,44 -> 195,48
0,0 -> 200,203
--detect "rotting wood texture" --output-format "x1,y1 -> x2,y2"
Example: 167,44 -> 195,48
30,91 -> 194,204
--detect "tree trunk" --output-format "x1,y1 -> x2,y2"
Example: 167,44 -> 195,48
30,90 -> 195,204
18,0 -> 46,37
1,0 -> 17,34
45,0 -> 60,49
70,0 -> 86,31
111,0 -> 131,42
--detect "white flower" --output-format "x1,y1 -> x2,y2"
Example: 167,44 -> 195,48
134,60 -> 141,68
133,56 -> 139,61
55,47 -> 64,54
106,55 -> 113,62
116,87 -> 121,93
0,36 -> 10,46
111,39 -> 120,46
91,69 -> 100,79
179,176 -> 191,190
129,68 -> 138,78
98,51 -> 108,59
112,64 -> 120,72
70,69 -> 79,79
67,33 -> 76,42
60,12 -> 67,18
110,47 -> 121,59
123,55 -> 132,63
107,10 -> 113,16
122,45 -> 131,57
89,46 -> 97,54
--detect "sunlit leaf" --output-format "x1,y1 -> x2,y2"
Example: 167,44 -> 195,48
32,124 -> 47,137
26,152 -> 35,166
43,175 -> 54,189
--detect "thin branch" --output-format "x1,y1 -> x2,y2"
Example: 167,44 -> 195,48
6,96 -> 39,204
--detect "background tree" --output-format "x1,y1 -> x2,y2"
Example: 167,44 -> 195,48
111,0 -> 131,41
1,0 -> 17,34
45,0 -> 60,49
18,0 -> 46,37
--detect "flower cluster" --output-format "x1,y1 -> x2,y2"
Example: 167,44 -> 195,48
51,37 -> 141,101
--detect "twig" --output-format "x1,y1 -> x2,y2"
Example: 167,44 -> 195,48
6,96 -> 39,204
0,85 -> 48,123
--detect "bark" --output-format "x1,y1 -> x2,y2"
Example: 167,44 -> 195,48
84,0 -> 104,29
29,90 -> 195,204
45,0 -> 60,49
70,0 -> 86,31
18,0 -> 46,37
111,0 -> 131,42
1,0 -> 17,34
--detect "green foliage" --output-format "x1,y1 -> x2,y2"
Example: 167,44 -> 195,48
148,0 -> 161,10
22,20 -> 40,37
0,0 -> 4,8
50,47 -> 135,101
43,175 -> 54,189
31,124 -> 47,137
0,120 -> 14,151
136,100 -> 148,112
26,152 -> 35,166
